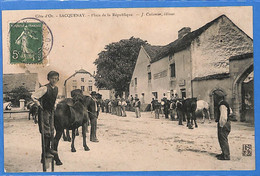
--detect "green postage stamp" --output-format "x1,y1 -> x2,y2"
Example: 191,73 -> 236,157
9,22 -> 43,64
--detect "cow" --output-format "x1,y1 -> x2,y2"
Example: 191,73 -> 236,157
27,101 -> 38,124
53,94 -> 90,165
182,98 -> 198,129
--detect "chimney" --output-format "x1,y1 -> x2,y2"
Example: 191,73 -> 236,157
178,27 -> 191,39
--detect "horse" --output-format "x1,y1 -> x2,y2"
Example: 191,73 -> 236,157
27,101 -> 38,124
182,98 -> 198,129
195,100 -> 211,124
62,93 -> 99,143
53,94 -> 90,165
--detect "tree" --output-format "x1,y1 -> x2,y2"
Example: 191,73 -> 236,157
6,86 -> 32,107
94,37 -> 147,97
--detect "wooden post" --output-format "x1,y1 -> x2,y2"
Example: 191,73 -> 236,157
40,108 -> 46,172
50,110 -> 55,172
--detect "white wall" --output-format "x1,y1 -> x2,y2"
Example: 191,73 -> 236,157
191,16 -> 253,79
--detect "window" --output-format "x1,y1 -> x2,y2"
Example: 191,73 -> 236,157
134,78 -> 137,86
81,86 -> 85,91
89,80 -> 92,83
148,72 -> 151,82
81,78 -> 84,82
147,65 -> 151,71
181,89 -> 186,99
73,80 -> 77,82
88,86 -> 92,92
170,63 -> 176,77
152,92 -> 158,99
73,86 -> 77,90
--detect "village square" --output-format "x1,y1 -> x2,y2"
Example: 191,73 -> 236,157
2,7 -> 255,173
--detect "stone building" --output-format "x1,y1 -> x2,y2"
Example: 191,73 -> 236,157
129,15 -> 253,122
64,69 -> 112,99
64,69 -> 98,98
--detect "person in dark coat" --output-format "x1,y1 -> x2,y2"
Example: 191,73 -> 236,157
151,98 -> 160,119
176,99 -> 184,125
134,98 -> 141,118
31,71 -> 59,160
215,96 -> 231,160
161,94 -> 170,119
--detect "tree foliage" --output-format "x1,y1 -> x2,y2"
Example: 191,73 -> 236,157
94,37 -> 147,96
6,86 -> 32,107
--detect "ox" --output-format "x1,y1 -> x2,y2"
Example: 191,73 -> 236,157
53,94 -> 90,165
27,101 -> 38,124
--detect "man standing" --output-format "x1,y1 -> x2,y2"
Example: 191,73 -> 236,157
31,71 -> 59,163
215,96 -> 231,160
134,98 -> 141,118
161,93 -> 170,119
151,98 -> 160,119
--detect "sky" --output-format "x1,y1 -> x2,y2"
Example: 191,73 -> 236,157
2,6 -> 253,92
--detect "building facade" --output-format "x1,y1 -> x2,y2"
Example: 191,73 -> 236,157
129,15 -> 253,122
64,69 -> 98,98
64,69 -> 112,99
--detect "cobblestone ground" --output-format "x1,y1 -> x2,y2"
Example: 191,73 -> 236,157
4,111 -> 255,173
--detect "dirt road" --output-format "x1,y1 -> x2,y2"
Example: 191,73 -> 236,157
4,111 -> 255,172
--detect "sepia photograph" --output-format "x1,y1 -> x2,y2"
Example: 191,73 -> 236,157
2,6 -> 255,173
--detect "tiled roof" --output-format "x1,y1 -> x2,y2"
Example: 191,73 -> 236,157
3,73 -> 39,93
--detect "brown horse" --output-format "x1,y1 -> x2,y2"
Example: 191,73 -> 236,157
53,94 -> 90,165
182,98 -> 198,129
62,94 -> 99,143
27,101 -> 38,124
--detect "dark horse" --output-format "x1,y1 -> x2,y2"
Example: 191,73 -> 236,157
53,94 -> 91,165
62,90 -> 99,143
27,101 -> 38,124
182,98 -> 198,129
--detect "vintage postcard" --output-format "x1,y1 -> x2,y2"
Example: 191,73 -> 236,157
1,5 -> 255,174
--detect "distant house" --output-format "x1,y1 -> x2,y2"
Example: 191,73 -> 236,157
3,71 -> 40,100
64,69 -> 113,99
64,69 -> 98,98
130,15 -> 253,122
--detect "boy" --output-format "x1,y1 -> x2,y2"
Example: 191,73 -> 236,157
32,71 -> 59,160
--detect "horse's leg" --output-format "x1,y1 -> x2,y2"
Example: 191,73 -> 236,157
82,123 -> 90,151
76,128 -> 79,136
207,109 -> 211,123
193,111 -> 198,128
53,130 -> 63,165
34,114 -> 37,124
66,129 -> 71,142
71,129 -> 76,152
28,112 -> 31,120
202,110 -> 205,124
187,112 -> 193,129
186,112 -> 190,127
62,129 -> 67,141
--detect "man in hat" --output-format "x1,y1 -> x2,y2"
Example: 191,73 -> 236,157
215,96 -> 231,160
